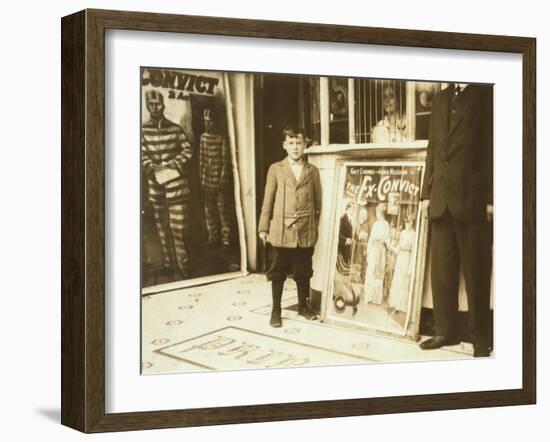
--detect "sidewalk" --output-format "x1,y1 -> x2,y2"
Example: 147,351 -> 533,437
142,274 -> 477,374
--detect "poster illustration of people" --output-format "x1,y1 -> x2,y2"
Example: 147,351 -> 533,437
324,161 -> 425,336
141,68 -> 245,291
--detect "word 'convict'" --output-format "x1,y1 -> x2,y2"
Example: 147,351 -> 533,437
142,69 -> 219,95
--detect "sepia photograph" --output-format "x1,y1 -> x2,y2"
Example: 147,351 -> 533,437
140,67 -> 494,374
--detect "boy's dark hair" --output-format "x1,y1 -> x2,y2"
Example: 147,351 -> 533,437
282,124 -> 305,141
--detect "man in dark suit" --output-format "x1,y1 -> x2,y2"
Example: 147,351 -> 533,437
338,202 -> 354,265
419,83 -> 493,357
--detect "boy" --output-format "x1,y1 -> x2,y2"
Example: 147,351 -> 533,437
258,125 -> 322,327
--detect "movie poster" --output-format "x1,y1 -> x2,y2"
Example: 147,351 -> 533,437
324,161 -> 425,336
141,68 -> 245,292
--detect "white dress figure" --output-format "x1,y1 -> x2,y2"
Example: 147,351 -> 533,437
364,204 -> 391,305
388,223 -> 416,313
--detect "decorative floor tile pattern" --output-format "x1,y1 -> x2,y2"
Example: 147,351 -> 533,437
157,326 -> 374,371
142,274 -> 475,375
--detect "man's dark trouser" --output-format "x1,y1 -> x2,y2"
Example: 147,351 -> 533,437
430,209 -> 493,349
267,247 -> 314,313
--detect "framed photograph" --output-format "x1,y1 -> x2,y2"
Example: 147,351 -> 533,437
61,9 -> 536,433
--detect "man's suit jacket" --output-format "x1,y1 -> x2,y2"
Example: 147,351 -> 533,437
258,158 -> 322,248
420,84 -> 493,222
338,214 -> 353,262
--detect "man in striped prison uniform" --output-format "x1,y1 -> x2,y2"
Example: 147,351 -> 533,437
142,89 -> 193,278
199,108 -> 233,252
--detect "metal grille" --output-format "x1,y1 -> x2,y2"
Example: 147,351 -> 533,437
299,77 -> 321,146
354,79 -> 407,144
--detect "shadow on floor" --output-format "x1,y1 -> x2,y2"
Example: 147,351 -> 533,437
35,408 -> 60,423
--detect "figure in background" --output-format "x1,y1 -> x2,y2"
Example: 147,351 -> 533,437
199,108 -> 234,266
371,82 -> 408,143
383,221 -> 399,302
338,202 -> 354,266
141,90 -> 193,278
388,217 -> 416,314
352,207 -> 369,283
364,203 -> 391,305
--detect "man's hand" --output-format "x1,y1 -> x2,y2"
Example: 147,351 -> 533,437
486,204 -> 493,223
345,238 -> 353,246
259,232 -> 269,245
421,199 -> 430,218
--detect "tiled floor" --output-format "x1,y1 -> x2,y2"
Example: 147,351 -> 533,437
142,274 -> 478,375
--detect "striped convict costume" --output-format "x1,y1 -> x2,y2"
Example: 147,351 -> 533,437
142,90 -> 193,275
199,122 -> 233,246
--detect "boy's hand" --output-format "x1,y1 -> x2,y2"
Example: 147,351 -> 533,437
259,232 -> 269,245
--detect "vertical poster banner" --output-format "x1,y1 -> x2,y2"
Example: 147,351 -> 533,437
324,161 -> 425,336
141,68 -> 245,292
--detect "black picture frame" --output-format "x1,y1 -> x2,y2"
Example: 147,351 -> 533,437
61,8 -> 536,433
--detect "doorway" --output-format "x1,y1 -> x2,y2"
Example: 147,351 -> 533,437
254,73 -> 300,272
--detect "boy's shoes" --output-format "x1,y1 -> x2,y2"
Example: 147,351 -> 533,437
269,311 -> 282,328
298,304 -> 319,321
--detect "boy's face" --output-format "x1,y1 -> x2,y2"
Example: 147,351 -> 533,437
283,134 -> 305,161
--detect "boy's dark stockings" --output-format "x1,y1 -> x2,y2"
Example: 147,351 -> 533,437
297,280 -> 318,320
270,280 -> 284,327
